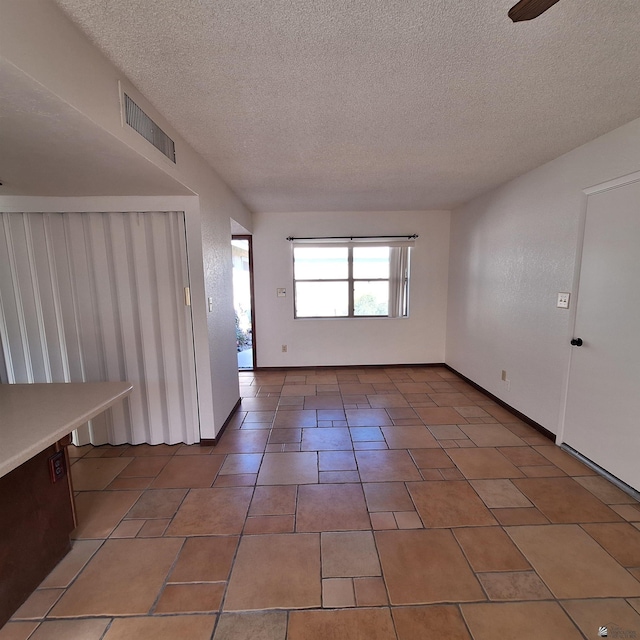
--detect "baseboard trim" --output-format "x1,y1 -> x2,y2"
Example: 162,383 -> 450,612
217,364 -> 555,445
200,397 -> 242,447
443,365 -> 555,442
250,363 -> 447,372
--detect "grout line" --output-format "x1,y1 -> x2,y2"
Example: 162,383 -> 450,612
27,367 -> 640,638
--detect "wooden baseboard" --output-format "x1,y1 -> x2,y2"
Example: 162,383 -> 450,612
443,364 -> 554,441
200,397 -> 242,447
211,364 -> 554,446
249,362 -> 447,372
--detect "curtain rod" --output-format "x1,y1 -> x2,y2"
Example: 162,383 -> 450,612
286,234 -> 418,241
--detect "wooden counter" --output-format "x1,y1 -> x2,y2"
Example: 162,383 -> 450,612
0,382 -> 132,627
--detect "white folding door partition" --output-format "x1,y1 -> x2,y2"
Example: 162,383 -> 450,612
0,211 -> 199,445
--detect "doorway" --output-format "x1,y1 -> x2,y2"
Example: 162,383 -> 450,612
0,211 -> 199,445
232,235 -> 256,370
562,175 -> 640,491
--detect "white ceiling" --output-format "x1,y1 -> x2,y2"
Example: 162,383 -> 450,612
40,1 -> 640,211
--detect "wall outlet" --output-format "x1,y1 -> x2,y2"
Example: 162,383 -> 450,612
48,450 -> 66,483
557,292 -> 570,309
505,379 -> 511,391
277,288 -> 286,297
281,344 -> 287,353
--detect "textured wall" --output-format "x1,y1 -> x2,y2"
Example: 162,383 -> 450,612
253,210 -> 449,367
447,117 -> 640,434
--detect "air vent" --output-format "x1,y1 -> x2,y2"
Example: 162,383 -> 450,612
124,94 -> 176,163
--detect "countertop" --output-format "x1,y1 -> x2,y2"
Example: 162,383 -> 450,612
0,382 -> 133,477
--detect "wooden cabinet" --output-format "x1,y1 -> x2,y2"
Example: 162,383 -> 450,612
0,442 -> 75,627
0,382 -> 132,627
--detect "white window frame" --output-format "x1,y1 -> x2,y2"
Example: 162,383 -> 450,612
292,241 -> 412,319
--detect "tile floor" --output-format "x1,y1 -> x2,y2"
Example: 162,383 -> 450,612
4,366 -> 640,639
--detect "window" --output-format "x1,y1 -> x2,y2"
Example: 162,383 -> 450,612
293,243 -> 411,318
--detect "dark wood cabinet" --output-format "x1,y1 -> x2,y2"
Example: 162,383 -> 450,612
0,443 -> 75,627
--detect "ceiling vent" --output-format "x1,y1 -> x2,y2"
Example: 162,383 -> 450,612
124,93 -> 176,163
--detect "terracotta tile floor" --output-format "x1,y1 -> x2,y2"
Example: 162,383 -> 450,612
4,366 -> 640,640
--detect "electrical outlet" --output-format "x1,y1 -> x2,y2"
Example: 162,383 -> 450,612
557,292 -> 570,309
281,344 -> 287,353
505,379 -> 511,391
48,450 -> 66,483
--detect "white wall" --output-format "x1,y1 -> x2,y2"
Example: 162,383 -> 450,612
0,1 -> 253,437
447,117 -> 640,434
253,210 -> 450,367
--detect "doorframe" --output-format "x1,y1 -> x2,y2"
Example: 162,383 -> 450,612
556,169 -> 640,445
232,234 -> 257,370
0,195 -> 216,439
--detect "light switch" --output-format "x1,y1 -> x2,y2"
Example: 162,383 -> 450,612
208,297 -> 213,312
277,288 -> 286,297
557,292 -> 570,309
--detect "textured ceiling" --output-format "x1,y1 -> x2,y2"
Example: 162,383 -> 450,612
53,0 -> 640,212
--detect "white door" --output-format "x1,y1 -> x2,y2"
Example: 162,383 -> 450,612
563,179 -> 640,491
0,211 -> 199,445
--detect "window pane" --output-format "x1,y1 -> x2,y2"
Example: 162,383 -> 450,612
294,247 -> 348,280
353,247 -> 390,279
295,281 -> 349,317
354,281 -> 389,316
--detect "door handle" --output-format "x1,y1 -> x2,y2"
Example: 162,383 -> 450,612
570,338 -> 583,347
